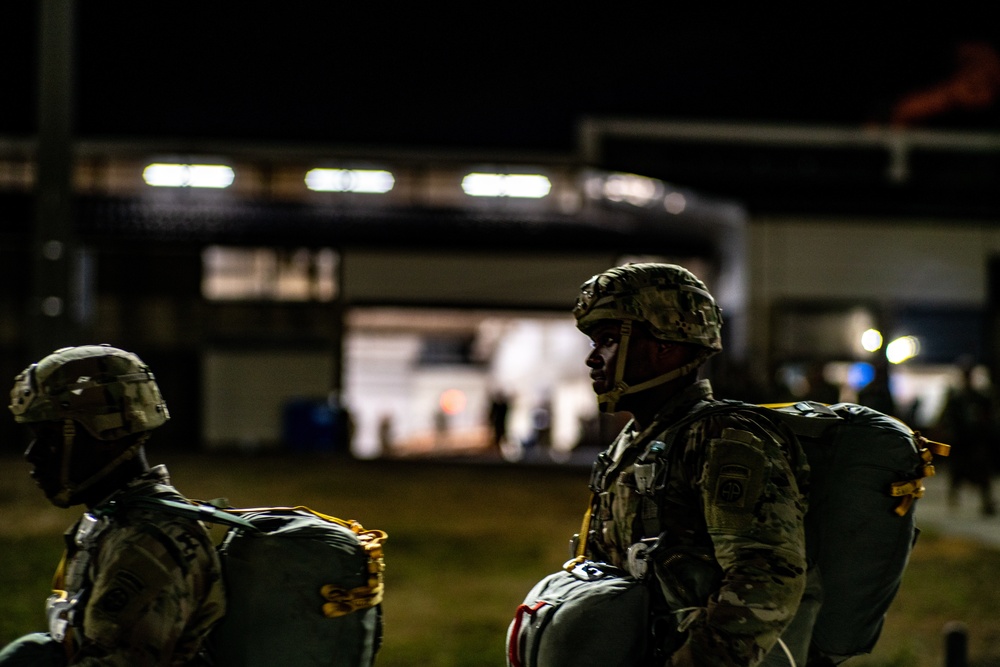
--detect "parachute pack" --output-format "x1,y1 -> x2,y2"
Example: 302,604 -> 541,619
759,401 -> 948,661
507,400 -> 949,667
116,497 -> 387,667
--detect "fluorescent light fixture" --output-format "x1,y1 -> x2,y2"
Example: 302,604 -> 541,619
143,163 -> 234,188
886,336 -> 920,364
305,168 -> 395,193
462,173 -> 551,198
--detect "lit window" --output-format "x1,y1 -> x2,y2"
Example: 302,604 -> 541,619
143,163 -> 235,188
305,168 -> 395,193
461,173 -> 551,198
202,246 -> 338,302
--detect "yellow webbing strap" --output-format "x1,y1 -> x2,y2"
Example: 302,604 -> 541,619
320,524 -> 387,618
563,494 -> 595,571
50,553 -> 75,659
224,506 -> 388,618
890,432 -> 950,517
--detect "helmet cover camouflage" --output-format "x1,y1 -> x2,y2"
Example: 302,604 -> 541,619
9,345 -> 170,440
573,263 -> 723,353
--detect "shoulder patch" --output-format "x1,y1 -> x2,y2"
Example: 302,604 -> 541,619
703,430 -> 769,534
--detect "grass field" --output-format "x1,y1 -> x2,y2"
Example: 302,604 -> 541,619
2,451 -> 999,666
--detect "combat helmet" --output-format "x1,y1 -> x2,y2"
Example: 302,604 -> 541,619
10,344 -> 170,439
573,263 -> 722,412
10,345 -> 169,506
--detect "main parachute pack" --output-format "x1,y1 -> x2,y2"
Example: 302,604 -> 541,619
114,497 -> 387,667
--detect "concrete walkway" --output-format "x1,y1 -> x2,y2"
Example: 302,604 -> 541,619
914,472 -> 1000,549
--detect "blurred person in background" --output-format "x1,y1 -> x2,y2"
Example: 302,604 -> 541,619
803,362 -> 840,405
572,263 -> 809,666
0,345 -> 224,666
857,359 -> 898,418
934,357 -> 998,516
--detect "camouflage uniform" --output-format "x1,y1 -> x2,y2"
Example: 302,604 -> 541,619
47,465 -> 226,666
1,346 -> 225,666
586,380 -> 808,666
575,265 -> 809,666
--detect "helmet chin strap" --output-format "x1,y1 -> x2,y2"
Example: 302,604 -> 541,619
596,320 -> 702,413
53,420 -> 147,507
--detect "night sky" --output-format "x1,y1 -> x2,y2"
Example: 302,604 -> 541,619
2,4 -> 998,152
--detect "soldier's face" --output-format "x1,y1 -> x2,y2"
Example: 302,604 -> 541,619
23,422 -> 68,503
23,421 -> 122,507
585,321 -> 664,395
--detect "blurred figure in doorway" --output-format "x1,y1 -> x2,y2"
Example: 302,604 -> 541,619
487,390 -> 510,452
858,359 -> 898,418
935,358 -> 998,516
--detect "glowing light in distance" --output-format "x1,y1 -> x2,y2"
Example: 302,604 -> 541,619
143,163 -> 235,188
439,389 -> 467,416
886,336 -> 920,364
847,362 -> 876,390
664,192 -> 687,214
603,173 -> 660,206
461,173 -> 551,198
305,169 -> 395,193
861,329 -> 884,352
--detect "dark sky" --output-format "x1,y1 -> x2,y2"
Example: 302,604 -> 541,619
2,4 -> 998,152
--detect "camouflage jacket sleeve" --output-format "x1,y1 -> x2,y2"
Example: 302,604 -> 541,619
70,509 -> 225,666
665,412 -> 808,667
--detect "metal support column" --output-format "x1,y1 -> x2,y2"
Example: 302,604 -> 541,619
30,0 -> 80,359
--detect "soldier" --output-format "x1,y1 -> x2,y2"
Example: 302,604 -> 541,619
573,263 -> 809,666
0,345 -> 225,666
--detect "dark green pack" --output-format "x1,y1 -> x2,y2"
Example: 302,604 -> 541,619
762,401 -> 945,661
667,400 -> 947,663
121,498 -> 386,667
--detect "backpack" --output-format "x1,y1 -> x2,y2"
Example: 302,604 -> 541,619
758,401 -> 947,661
507,400 -> 948,666
119,498 -> 386,667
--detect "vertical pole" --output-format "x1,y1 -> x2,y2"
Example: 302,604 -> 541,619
31,0 -> 79,359
943,621 -> 968,667
329,249 -> 348,453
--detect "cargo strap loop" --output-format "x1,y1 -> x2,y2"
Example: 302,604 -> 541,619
890,432 -> 950,516
320,525 -> 387,618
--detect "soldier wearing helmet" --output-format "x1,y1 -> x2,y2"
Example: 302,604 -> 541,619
0,345 -> 224,666
573,264 -> 808,666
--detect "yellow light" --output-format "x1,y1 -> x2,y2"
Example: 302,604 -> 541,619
305,169 -> 395,193
461,173 -> 551,198
861,329 -> 884,352
143,163 -> 234,188
886,336 -> 920,364
439,389 -> 467,416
